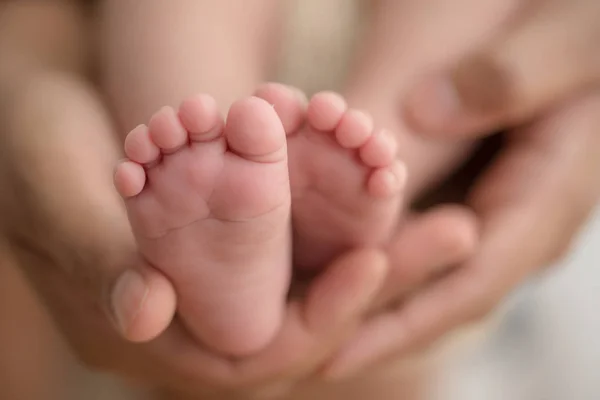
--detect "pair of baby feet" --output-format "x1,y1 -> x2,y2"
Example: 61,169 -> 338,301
114,83 -> 405,356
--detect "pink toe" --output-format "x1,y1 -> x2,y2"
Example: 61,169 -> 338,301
148,106 -> 188,153
124,124 -> 160,164
335,109 -> 374,149
367,161 -> 407,198
254,83 -> 307,134
225,96 -> 286,162
307,91 -> 347,131
178,94 -> 222,142
359,129 -> 397,167
114,161 -> 146,198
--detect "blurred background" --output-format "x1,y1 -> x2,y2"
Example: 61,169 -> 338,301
434,211 -> 600,400
1,1 -> 598,399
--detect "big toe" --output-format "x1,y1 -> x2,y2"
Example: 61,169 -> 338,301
225,97 -> 287,162
254,83 -> 306,134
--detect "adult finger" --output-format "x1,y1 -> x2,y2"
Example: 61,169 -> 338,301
150,248 -> 388,394
235,249 -> 388,386
345,0 -> 516,199
324,91 -> 600,379
373,205 -> 479,309
404,0 -> 600,138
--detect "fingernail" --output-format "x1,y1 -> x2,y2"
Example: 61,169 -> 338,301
404,74 -> 462,132
111,270 -> 149,336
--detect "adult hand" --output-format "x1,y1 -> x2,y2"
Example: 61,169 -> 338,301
0,70 -> 389,398
404,0 -> 600,138
0,71 -> 483,399
0,5 -> 482,396
323,0 -> 600,378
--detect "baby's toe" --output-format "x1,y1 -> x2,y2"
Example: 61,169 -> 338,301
114,160 -> 146,198
148,106 -> 188,153
359,128 -> 397,168
178,94 -> 223,142
335,109 -> 374,149
225,97 -> 286,162
307,91 -> 347,131
124,124 -> 160,165
255,83 -> 307,134
367,161 -> 407,198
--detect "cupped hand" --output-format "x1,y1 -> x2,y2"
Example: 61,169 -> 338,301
324,0 -> 600,378
2,132 -> 478,398
405,0 -> 600,138
0,72 -> 388,397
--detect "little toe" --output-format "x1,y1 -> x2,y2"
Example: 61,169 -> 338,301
124,124 -> 160,165
307,91 -> 347,131
178,94 -> 223,142
359,129 -> 397,168
225,96 -> 286,162
114,161 -> 146,198
367,161 -> 407,198
254,83 -> 307,134
148,106 -> 188,153
335,109 -> 374,149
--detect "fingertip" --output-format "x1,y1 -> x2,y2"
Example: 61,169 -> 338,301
330,248 -> 390,299
304,249 -> 389,332
403,73 -> 462,134
404,54 -> 512,137
430,205 -> 480,261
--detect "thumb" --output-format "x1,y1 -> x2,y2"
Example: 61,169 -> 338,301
403,2 -> 600,138
108,260 -> 176,342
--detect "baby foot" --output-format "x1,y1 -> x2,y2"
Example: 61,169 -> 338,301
255,84 -> 405,270
114,95 -> 291,356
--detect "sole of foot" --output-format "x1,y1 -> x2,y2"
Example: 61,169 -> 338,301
114,94 -> 291,356
255,83 -> 405,271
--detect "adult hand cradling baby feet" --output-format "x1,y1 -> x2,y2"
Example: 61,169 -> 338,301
108,80 -> 477,396
2,0 -> 600,399
323,0 -> 600,378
